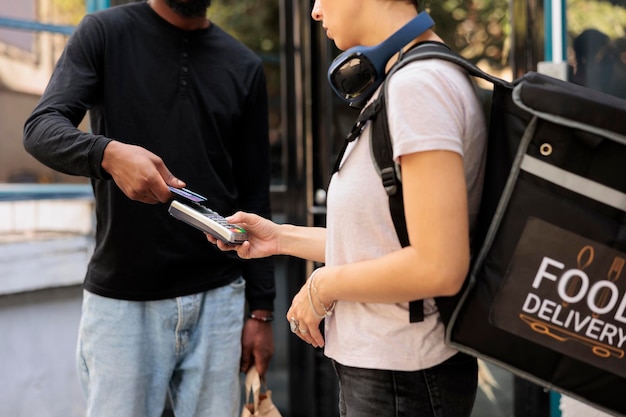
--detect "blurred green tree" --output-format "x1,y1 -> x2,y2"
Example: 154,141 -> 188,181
427,0 -> 511,70
567,0 -> 626,39
51,0 -> 85,24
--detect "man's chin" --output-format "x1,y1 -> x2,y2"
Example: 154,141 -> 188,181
164,0 -> 211,18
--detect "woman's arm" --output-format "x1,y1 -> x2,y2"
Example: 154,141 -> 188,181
277,223 -> 327,263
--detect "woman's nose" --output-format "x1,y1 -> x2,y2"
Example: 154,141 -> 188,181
311,0 -> 322,21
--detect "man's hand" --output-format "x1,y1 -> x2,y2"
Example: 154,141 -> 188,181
240,310 -> 275,377
101,140 -> 185,204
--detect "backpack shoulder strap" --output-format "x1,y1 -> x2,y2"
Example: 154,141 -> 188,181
387,42 -> 511,87
370,42 -> 508,323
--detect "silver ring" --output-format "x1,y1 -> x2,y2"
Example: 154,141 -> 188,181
290,317 -> 299,333
298,327 -> 308,334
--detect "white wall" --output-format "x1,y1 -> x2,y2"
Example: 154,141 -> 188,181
0,196 -> 93,416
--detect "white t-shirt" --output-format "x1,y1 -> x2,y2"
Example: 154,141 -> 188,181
323,58 -> 487,371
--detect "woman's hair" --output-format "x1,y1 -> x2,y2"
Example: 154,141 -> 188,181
402,0 -> 421,11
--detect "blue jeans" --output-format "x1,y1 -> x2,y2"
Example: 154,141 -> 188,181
333,352 -> 478,417
76,278 -> 246,417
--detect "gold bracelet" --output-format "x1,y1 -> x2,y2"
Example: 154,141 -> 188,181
307,269 -> 336,318
312,275 -> 336,316
307,274 -> 327,319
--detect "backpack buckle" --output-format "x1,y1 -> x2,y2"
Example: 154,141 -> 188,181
380,167 -> 398,196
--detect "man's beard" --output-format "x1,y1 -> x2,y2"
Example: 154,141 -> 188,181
164,0 -> 211,18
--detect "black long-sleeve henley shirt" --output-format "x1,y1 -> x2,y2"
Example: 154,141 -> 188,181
23,2 -> 275,310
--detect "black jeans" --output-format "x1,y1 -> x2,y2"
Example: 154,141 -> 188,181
332,352 -> 478,417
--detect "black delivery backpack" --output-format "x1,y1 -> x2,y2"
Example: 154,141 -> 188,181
365,43 -> 626,416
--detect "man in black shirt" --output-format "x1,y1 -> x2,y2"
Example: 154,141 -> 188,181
23,1 -> 275,416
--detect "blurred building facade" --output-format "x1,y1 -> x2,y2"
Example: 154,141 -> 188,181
1,1 -> 625,417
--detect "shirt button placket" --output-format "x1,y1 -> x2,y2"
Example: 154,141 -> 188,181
180,38 -> 190,91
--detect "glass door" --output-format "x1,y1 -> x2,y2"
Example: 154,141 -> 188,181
565,0 -> 626,98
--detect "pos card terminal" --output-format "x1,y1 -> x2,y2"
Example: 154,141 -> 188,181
167,186 -> 248,244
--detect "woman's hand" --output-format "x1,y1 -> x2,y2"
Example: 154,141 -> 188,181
206,211 -> 280,259
285,268 -> 331,348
